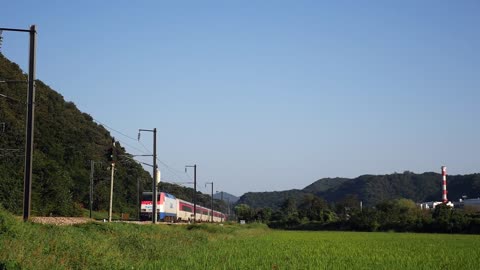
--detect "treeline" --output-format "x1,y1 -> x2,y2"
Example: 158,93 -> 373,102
237,172 -> 480,209
234,194 -> 480,234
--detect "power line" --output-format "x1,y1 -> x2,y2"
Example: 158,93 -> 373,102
93,118 -> 138,142
90,119 -> 200,186
92,118 -> 152,156
115,138 -> 149,155
136,138 -> 192,182
138,140 -> 152,154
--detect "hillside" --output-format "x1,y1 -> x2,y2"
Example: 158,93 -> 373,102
303,177 -> 350,193
237,190 -> 310,210
236,172 -> 480,209
0,53 -> 154,216
0,53 -> 224,217
213,191 -> 239,204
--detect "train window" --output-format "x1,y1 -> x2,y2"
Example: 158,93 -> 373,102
182,205 -> 193,212
141,192 -> 160,201
141,193 -> 152,201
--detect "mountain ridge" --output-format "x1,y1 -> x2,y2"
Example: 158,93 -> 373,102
236,172 -> 480,209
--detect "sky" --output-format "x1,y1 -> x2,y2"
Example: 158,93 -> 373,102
1,0 -> 479,196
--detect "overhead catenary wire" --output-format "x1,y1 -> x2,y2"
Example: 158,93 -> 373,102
136,139 -> 193,183
92,118 -> 139,142
92,118 -> 152,156
115,138 -> 150,156
91,118 -> 209,190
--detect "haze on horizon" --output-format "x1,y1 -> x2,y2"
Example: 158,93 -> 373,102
1,1 -> 479,196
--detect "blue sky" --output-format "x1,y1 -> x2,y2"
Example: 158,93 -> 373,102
1,1 -> 479,196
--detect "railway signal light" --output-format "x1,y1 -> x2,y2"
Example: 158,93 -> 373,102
108,137 -> 117,162
107,148 -> 114,162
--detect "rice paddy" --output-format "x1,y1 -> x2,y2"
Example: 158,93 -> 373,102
1,209 -> 479,270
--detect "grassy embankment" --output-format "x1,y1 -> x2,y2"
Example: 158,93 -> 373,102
1,207 -> 480,269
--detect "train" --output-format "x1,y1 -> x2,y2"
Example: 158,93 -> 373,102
140,191 -> 227,223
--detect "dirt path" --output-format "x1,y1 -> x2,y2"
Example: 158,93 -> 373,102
30,217 -> 92,226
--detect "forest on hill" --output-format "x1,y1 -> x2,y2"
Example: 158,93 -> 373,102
0,54 -> 225,217
237,172 -> 480,209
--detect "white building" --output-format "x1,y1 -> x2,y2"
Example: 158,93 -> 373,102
419,201 -> 454,209
458,198 -> 480,210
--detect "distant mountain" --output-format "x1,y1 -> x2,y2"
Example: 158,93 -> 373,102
303,177 -> 350,193
237,190 -> 309,210
213,192 -> 239,204
236,172 -> 480,209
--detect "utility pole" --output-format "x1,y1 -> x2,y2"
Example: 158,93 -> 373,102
221,191 -> 224,222
108,138 -> 116,222
90,161 -> 94,219
227,198 -> 230,218
206,182 -> 213,222
108,163 -> 115,222
89,160 -> 101,219
24,25 -> 36,222
153,128 -> 157,224
185,164 -> 197,223
1,25 -> 37,222
139,128 -> 158,223
137,178 -> 140,221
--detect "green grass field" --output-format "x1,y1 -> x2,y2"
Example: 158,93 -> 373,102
1,209 -> 479,269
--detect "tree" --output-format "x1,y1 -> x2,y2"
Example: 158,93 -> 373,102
279,198 -> 300,226
234,204 -> 254,222
349,208 -> 380,231
255,208 -> 272,223
335,194 -> 360,219
431,204 -> 468,233
298,194 -> 330,222
0,54 -> 153,217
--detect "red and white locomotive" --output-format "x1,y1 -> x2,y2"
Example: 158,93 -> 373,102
140,191 -> 227,222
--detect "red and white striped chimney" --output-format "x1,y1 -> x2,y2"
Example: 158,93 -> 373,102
441,166 -> 448,203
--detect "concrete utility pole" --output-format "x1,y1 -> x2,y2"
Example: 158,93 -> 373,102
185,164 -> 197,223
108,162 -> 115,222
108,139 -> 116,222
0,25 -> 37,222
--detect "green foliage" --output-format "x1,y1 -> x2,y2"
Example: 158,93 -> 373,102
0,54 -> 151,217
431,204 -> 470,233
1,208 -> 480,269
254,207 -> 272,223
236,172 -> 480,209
234,204 -> 255,222
263,196 -> 480,234
237,189 -> 309,210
